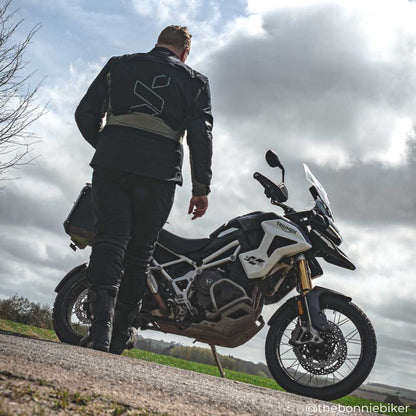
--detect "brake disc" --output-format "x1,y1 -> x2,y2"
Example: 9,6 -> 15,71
293,322 -> 347,375
73,289 -> 90,325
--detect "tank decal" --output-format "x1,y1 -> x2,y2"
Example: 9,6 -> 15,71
266,236 -> 297,257
239,219 -> 312,279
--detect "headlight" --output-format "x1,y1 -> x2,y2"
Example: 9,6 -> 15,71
309,212 -> 343,246
326,224 -> 343,245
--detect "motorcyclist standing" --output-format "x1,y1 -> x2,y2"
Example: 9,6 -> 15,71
74,25 -> 213,354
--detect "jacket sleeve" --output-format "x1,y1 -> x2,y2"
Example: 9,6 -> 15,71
75,59 -> 112,148
186,80 -> 213,196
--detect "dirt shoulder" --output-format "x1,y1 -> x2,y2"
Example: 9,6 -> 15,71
0,367 -> 161,416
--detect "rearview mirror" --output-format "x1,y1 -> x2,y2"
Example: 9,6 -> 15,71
266,150 -> 285,182
266,150 -> 282,168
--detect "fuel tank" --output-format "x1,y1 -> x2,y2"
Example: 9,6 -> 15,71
239,217 -> 311,279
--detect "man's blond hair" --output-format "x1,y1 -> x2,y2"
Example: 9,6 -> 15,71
157,25 -> 192,50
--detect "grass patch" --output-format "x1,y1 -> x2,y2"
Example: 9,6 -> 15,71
112,404 -> 129,415
52,389 -> 90,409
0,319 -> 58,341
53,389 -> 71,410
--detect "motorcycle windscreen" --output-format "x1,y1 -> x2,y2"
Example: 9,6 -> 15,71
303,164 -> 334,219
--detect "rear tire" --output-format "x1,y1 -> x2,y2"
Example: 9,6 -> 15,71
53,266 -> 88,345
265,295 -> 377,400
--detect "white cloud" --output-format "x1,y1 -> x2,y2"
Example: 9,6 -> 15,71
131,0 -> 220,32
209,1 -> 416,168
247,0 -> 329,14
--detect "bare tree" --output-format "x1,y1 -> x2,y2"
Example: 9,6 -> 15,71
0,0 -> 45,180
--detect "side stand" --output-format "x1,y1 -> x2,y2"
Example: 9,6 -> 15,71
210,344 -> 225,378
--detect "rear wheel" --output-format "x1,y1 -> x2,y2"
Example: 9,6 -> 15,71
265,295 -> 377,400
52,266 -> 89,345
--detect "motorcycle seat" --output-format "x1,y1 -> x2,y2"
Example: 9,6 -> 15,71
157,229 -> 211,255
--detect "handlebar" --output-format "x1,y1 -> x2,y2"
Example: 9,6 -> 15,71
253,172 -> 277,195
253,171 -> 293,213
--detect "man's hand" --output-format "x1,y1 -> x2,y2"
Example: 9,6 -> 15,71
188,195 -> 208,220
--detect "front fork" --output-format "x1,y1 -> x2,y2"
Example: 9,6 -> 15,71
296,254 -> 313,294
291,254 -> 327,345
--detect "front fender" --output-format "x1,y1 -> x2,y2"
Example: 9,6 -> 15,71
267,297 -> 298,326
54,263 -> 87,293
267,285 -> 352,326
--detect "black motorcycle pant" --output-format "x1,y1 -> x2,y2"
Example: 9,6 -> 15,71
87,165 -> 176,303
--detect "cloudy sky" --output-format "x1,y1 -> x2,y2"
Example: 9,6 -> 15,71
1,0 -> 415,390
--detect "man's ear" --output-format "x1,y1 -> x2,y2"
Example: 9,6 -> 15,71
179,47 -> 189,63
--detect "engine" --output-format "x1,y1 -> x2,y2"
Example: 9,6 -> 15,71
191,269 -> 250,318
193,269 -> 222,310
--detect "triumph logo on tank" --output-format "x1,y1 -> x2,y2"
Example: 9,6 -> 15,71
276,221 -> 296,234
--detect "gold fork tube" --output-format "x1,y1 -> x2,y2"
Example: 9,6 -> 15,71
296,255 -> 312,293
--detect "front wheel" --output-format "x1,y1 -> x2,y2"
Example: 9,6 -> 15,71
265,295 -> 377,400
53,266 -> 89,345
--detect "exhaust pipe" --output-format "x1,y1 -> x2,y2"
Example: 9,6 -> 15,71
147,273 -> 169,315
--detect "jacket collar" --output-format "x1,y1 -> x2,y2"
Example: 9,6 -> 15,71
149,46 -> 179,59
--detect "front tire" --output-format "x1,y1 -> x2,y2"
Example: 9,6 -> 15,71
265,295 -> 376,400
53,266 -> 89,345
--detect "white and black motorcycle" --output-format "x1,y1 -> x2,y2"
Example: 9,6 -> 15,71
53,150 -> 376,400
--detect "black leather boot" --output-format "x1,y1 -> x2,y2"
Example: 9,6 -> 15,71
108,300 -> 140,355
80,284 -> 119,352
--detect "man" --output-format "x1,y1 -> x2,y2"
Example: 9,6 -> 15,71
75,25 -> 213,354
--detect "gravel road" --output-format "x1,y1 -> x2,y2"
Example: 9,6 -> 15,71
0,331 -> 377,415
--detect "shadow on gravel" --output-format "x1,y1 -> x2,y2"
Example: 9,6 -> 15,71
0,329 -> 60,344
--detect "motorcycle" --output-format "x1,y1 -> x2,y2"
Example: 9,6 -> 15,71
53,150 -> 376,401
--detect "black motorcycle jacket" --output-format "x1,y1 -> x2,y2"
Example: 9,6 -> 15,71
75,47 -> 213,196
